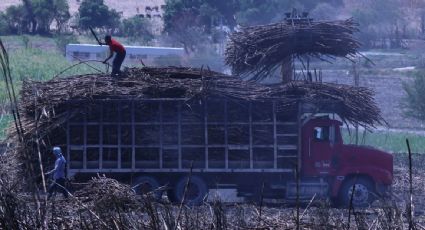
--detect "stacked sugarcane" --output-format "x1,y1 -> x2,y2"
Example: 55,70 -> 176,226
16,67 -> 382,142
225,18 -> 360,78
74,175 -> 139,212
270,81 -> 383,128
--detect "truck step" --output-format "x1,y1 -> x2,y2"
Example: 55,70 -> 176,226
286,181 -> 329,200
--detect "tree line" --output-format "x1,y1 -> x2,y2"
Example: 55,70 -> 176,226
0,0 -> 153,41
0,0 -> 425,49
161,0 -> 425,50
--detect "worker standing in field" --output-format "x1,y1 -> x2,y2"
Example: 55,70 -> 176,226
46,146 -> 68,200
102,35 -> 126,76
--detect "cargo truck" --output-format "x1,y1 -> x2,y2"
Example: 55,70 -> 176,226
66,97 -> 393,207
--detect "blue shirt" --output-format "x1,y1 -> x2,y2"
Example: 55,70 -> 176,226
53,155 -> 66,179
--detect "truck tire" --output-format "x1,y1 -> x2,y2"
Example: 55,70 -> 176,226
167,188 -> 178,203
174,176 -> 208,206
339,177 -> 376,208
132,176 -> 162,200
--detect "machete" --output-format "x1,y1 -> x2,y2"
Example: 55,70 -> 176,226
89,27 -> 102,45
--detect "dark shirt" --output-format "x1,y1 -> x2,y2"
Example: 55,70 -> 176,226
53,155 -> 66,179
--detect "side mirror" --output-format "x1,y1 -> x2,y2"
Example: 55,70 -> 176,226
313,127 -> 322,140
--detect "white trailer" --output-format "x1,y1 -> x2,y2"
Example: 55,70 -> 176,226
65,44 -> 185,65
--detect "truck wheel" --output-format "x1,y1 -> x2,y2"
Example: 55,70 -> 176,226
132,176 -> 162,200
339,178 -> 376,208
174,176 -> 208,206
167,189 -> 178,203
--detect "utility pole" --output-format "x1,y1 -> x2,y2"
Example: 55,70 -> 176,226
282,9 -> 312,84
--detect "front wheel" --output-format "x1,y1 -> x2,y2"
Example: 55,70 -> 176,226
338,178 -> 376,208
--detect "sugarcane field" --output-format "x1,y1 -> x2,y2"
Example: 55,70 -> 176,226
2,1 -> 425,229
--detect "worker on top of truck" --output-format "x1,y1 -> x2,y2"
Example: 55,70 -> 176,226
102,35 -> 126,76
46,146 -> 68,200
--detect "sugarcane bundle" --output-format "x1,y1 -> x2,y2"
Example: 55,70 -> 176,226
17,67 -> 381,142
74,175 -> 139,212
225,18 -> 360,78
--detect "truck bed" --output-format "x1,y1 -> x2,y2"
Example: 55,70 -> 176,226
66,98 -> 300,176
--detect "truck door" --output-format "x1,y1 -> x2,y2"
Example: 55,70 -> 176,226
302,123 -> 339,176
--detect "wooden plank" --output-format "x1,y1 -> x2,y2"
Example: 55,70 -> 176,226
204,99 -> 209,169
69,168 -> 294,173
159,101 -> 163,169
224,100 -> 228,169
118,102 -> 122,169
276,134 -> 298,137
249,102 -> 253,169
273,101 -> 277,169
178,101 -> 182,169
277,145 -> 298,150
99,103 -> 103,169
69,121 -> 295,126
66,107 -> 72,172
132,100 -> 136,170
83,124 -> 88,169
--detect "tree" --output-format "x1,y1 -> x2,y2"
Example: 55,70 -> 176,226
78,0 -> 121,31
22,0 -> 37,33
0,13 -> 10,34
32,0 -> 71,34
351,0 -> 403,48
235,0 -> 336,26
2,0 -> 70,34
163,0 -> 239,34
236,0 -> 282,25
121,16 -> 154,42
4,5 -> 30,34
403,72 -> 425,121
51,0 -> 71,32
164,10 -> 208,53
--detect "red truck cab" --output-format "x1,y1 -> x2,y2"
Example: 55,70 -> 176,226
301,117 -> 393,207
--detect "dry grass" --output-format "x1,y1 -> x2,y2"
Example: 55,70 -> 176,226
1,152 -> 425,229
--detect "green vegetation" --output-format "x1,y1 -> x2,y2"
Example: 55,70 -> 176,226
121,16 -> 154,42
0,0 -> 70,34
9,48 -> 102,80
0,40 -> 107,104
342,129 -> 425,153
78,0 -> 121,30
0,115 -> 11,140
403,71 -> 425,121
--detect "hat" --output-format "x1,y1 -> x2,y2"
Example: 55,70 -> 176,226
53,146 -> 62,155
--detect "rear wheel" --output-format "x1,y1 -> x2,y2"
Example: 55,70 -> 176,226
174,176 -> 208,206
339,178 -> 376,208
132,176 -> 162,200
167,188 -> 178,203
